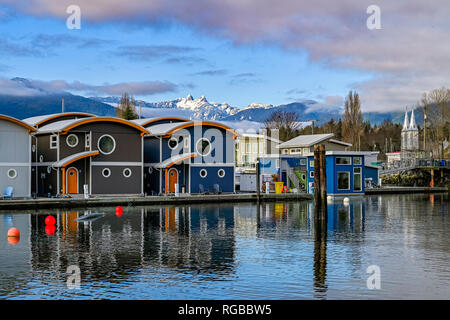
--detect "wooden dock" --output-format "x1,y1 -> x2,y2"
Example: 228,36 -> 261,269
0,193 -> 313,210
366,186 -> 448,195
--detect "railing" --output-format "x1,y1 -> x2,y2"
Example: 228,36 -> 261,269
380,158 -> 450,175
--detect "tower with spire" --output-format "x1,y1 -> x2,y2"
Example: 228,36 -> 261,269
401,108 -> 419,151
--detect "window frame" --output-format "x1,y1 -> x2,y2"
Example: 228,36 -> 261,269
50,134 -> 58,149
218,169 -> 226,178
336,157 -> 352,165
199,168 -> 207,178
97,134 -> 116,155
337,171 -> 351,190
66,134 -> 79,148
196,138 -> 212,157
353,167 -> 362,191
7,168 -> 17,179
123,168 -> 132,178
102,168 -> 111,178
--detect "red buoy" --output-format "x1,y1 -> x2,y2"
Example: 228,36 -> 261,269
115,206 -> 123,217
45,215 -> 56,226
45,225 -> 56,236
8,227 -> 20,238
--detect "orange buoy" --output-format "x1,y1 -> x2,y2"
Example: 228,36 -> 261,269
45,215 -> 56,226
8,227 -> 20,238
45,224 -> 56,236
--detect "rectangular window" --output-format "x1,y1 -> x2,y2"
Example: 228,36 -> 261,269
336,157 -> 351,165
354,157 -> 362,165
252,143 -> 258,153
85,133 -> 91,149
283,149 -> 288,154
184,136 -> 190,149
337,172 -> 350,190
310,171 -> 314,178
235,143 -> 239,151
276,159 -> 280,168
50,135 -> 58,149
354,168 -> 362,191
310,160 -> 314,167
246,143 -> 250,153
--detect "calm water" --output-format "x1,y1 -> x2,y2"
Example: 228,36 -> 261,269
0,194 -> 449,300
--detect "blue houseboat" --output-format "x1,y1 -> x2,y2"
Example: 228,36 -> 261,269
138,119 -> 239,195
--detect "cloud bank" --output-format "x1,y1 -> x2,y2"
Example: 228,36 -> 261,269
1,0 -> 449,111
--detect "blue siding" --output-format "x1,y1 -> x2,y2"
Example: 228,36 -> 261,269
364,166 -> 379,183
190,166 -> 234,193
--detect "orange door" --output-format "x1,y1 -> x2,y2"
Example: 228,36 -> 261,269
67,168 -> 78,194
168,168 -> 178,193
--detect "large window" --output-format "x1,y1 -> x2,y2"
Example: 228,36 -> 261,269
336,157 -> 351,165
196,138 -> 211,156
98,135 -> 116,155
354,167 -> 362,191
337,172 -> 350,190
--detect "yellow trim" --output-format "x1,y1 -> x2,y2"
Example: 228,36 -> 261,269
163,121 -> 239,138
141,117 -> 189,127
60,117 -> 149,135
33,113 -> 94,127
61,151 -> 99,168
0,115 -> 36,132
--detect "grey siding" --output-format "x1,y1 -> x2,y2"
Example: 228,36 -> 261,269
0,119 -> 31,197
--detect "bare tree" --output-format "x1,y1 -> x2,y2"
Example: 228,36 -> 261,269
418,87 -> 450,158
264,110 -> 301,141
342,91 -> 363,151
116,93 -> 138,120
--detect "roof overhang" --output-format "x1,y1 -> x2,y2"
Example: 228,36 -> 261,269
154,153 -> 199,169
162,121 -> 240,139
52,150 -> 99,168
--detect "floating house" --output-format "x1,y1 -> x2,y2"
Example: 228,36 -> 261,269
30,116 -> 148,196
0,115 -> 36,198
278,133 -> 351,156
138,119 -> 238,195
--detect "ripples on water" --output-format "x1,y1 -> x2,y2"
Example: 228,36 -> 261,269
0,194 -> 448,300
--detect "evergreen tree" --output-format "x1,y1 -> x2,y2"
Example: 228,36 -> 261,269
116,93 -> 138,120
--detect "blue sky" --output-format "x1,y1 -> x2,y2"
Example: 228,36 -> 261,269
0,1 -> 448,112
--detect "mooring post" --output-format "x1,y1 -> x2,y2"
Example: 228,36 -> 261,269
319,144 -> 327,206
314,145 -> 321,206
256,160 -> 261,201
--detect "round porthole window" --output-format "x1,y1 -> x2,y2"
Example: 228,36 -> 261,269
66,134 -> 79,148
7,169 -> 17,179
148,166 -> 153,174
39,155 -> 44,162
47,166 -> 51,174
218,169 -> 225,178
102,168 -> 111,178
168,137 -> 178,150
123,168 -> 132,178
98,135 -> 116,155
196,138 -> 211,156
32,145 -> 36,153
200,169 -> 207,178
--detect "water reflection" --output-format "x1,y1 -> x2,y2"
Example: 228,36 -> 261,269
0,193 -> 448,299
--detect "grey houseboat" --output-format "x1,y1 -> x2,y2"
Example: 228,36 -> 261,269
0,115 -> 36,198
29,116 -> 148,197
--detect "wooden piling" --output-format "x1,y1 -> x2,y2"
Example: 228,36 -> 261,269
256,160 -> 261,201
319,144 -> 327,206
314,145 -> 321,205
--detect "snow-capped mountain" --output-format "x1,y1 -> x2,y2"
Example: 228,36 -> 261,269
93,94 -> 240,120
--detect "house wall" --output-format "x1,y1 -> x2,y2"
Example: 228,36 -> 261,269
190,165 -> 234,193
0,119 -> 31,197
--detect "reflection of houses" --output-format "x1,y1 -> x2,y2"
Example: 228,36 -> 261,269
0,115 -> 36,198
30,116 -> 148,196
28,205 -> 236,279
138,118 -> 238,195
